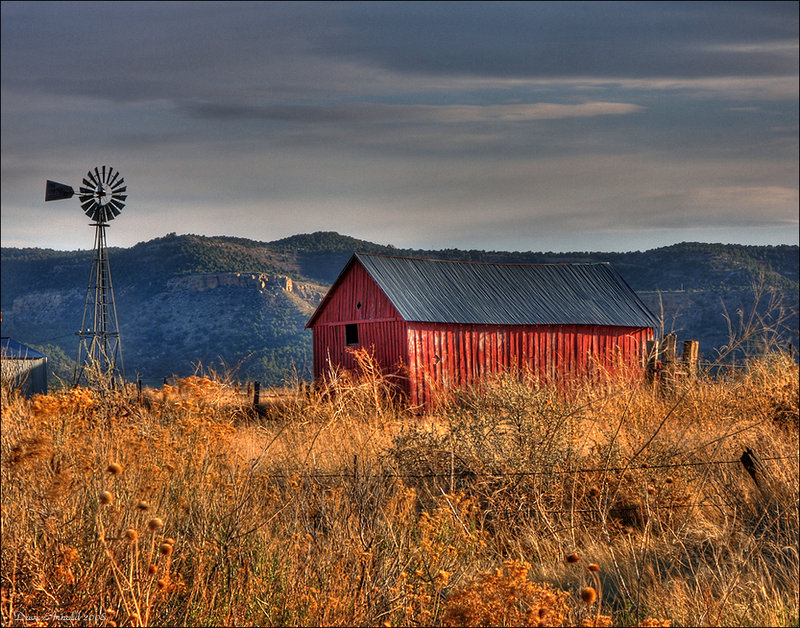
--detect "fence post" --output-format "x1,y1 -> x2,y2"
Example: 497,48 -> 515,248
646,340 -> 660,383
740,447 -> 781,501
253,381 -> 260,408
662,334 -> 678,390
662,334 -> 677,370
683,340 -> 699,378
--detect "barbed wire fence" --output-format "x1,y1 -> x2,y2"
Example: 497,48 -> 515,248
244,453 -> 796,521
257,454 -> 795,481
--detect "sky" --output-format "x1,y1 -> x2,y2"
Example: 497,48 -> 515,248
1,1 -> 798,253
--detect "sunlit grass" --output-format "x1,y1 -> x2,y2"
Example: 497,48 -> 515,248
1,347 -> 797,626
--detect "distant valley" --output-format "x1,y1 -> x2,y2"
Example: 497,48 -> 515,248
2,232 -> 797,388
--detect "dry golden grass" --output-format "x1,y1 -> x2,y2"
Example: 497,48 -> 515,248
1,347 -> 797,626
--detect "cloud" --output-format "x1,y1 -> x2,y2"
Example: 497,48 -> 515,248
1,2 -> 797,253
320,2 -> 799,80
689,185 -> 799,218
183,100 -> 643,124
4,2 -> 796,107
702,40 -> 799,55
597,76 -> 799,101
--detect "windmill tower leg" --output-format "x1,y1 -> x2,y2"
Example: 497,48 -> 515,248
73,221 -> 125,389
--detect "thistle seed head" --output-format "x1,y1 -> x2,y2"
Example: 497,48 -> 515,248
580,586 -> 598,604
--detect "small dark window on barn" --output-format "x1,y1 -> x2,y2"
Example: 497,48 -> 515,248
345,323 -> 359,346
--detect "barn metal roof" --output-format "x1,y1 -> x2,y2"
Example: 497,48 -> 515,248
339,253 -> 657,328
1,337 -> 47,360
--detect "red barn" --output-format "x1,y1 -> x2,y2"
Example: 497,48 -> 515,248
306,253 -> 658,407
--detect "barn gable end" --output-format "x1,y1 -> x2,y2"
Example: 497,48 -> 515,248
307,258 -> 408,379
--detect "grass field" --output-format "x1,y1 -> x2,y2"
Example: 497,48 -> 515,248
1,350 -> 798,627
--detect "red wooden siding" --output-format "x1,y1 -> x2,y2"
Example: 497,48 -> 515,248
405,323 -> 653,407
311,262 -> 408,379
309,257 -> 655,409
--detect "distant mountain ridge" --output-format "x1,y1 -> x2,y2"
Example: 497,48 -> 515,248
2,232 -> 797,388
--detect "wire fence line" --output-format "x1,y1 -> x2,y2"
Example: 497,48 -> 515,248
233,453 -> 798,518
451,500 -> 772,517
253,454 -> 795,482
243,463 -> 796,518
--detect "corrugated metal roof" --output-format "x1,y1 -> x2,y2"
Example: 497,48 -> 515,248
1,337 -> 47,360
353,253 -> 658,328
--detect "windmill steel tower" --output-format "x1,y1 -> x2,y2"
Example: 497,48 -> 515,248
45,166 -> 127,389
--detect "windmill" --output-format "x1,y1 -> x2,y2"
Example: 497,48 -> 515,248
45,166 -> 127,389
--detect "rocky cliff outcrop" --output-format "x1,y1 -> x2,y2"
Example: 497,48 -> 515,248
167,272 -> 295,293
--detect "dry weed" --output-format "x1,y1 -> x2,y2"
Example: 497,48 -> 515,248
1,348 -> 797,626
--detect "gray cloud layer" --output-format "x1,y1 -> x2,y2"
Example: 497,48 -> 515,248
323,2 -> 799,78
1,1 -> 797,252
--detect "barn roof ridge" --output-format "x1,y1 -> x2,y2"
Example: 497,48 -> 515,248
354,251 -> 608,267
308,252 -> 658,329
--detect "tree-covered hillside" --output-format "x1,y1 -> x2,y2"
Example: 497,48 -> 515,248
2,233 -> 797,389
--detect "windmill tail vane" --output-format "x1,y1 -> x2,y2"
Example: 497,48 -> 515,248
45,180 -> 75,201
45,166 -> 127,390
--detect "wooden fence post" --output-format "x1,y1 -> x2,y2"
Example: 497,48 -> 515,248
683,340 -> 699,378
662,334 -> 678,390
662,334 -> 677,371
646,340 -> 660,383
740,447 -> 781,501
253,381 -> 260,408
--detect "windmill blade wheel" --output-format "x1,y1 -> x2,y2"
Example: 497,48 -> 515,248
78,166 -> 126,223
